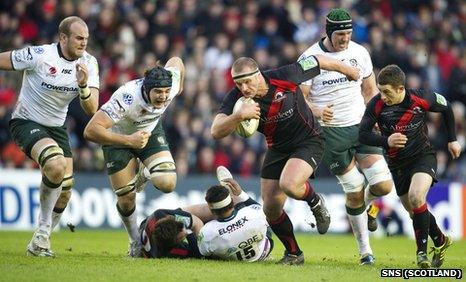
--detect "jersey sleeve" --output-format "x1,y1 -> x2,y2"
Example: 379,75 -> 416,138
218,89 -> 240,115
360,46 -> 373,79
272,56 -> 320,85
359,96 -> 389,149
100,86 -> 131,123
11,46 -> 43,71
197,228 -> 212,256
165,66 -> 182,98
297,50 -> 316,86
417,90 -> 457,142
81,54 -> 100,89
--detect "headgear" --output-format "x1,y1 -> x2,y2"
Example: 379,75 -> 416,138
143,66 -> 172,95
325,8 -> 353,40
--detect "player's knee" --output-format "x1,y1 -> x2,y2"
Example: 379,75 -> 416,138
336,165 -> 365,193
370,180 -> 393,196
278,178 -> 299,197
147,157 -> 177,193
261,200 -> 282,220
42,158 -> 67,184
361,159 -> 392,193
114,180 -> 137,208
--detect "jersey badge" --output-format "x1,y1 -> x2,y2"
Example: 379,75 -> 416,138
123,93 -> 134,105
434,92 -> 447,106
349,59 -> 358,67
273,91 -> 285,102
298,55 -> 318,71
32,47 -> 44,54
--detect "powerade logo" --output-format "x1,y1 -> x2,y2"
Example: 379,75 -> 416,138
41,82 -> 78,92
322,77 -> 348,85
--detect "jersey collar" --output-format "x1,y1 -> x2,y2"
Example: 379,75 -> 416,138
318,38 -> 331,52
217,209 -> 238,222
56,43 -> 75,62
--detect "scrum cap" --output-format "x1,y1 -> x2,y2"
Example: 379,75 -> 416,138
143,66 -> 172,94
326,8 -> 352,39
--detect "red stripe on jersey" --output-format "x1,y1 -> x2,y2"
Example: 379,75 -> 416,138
269,78 -> 297,93
374,99 -> 385,117
264,79 -> 297,147
411,94 -> 430,110
387,94 -> 422,158
145,217 -> 157,236
170,248 -> 188,256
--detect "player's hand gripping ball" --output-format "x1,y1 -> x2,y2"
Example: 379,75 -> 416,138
233,97 -> 259,138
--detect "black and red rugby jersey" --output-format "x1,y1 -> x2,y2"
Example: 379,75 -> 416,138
139,208 -> 201,259
359,88 -> 456,169
219,60 -> 322,151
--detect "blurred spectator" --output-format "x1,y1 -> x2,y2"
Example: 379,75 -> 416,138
0,0 -> 464,181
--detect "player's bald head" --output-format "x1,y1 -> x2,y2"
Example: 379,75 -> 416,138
59,16 -> 87,37
231,57 -> 259,79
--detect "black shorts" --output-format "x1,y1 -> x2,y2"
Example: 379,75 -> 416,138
261,136 -> 324,179
9,118 -> 72,159
390,153 -> 438,196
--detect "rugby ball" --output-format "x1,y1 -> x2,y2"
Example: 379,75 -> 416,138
232,97 -> 259,138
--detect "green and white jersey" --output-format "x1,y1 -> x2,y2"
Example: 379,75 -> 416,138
100,67 -> 181,135
11,43 -> 99,126
197,204 -> 271,262
300,40 -> 373,127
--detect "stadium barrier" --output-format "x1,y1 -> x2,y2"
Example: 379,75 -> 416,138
0,168 -> 465,239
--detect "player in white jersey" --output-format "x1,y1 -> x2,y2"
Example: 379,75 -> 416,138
0,16 -> 99,257
197,166 -> 272,262
299,8 -> 393,265
84,56 -> 185,257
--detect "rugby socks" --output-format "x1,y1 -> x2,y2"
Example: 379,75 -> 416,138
117,204 -> 139,243
428,211 -> 445,247
268,211 -> 302,255
412,203 -> 429,254
38,177 -> 62,233
301,181 -> 320,208
346,205 -> 372,255
51,206 -> 66,230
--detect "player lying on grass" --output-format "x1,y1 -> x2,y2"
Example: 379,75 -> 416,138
138,166 -> 272,262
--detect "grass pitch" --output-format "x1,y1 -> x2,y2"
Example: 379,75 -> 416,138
0,230 -> 464,281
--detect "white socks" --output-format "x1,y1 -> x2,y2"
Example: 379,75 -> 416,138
38,182 -> 62,233
348,212 -> 372,255
118,209 -> 140,243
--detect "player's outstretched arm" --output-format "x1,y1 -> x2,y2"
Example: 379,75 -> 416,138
0,51 -> 14,70
361,72 -> 378,104
165,56 -> 185,95
314,54 -> 360,81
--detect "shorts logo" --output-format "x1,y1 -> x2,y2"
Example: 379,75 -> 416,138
106,162 -> 114,168
157,137 -> 165,145
32,47 -> 44,54
329,162 -> 339,170
30,129 -> 40,134
123,93 -> 133,105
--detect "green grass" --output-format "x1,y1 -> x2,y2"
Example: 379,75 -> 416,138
0,231 -> 464,281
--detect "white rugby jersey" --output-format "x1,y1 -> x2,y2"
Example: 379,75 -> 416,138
11,43 -> 99,126
100,67 -> 181,135
197,203 -> 271,262
300,40 -> 373,127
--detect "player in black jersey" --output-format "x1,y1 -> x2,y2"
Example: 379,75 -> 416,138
359,64 -> 461,268
212,56 -> 359,265
139,208 -> 204,259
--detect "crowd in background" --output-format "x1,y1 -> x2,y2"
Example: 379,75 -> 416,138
0,0 -> 465,181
